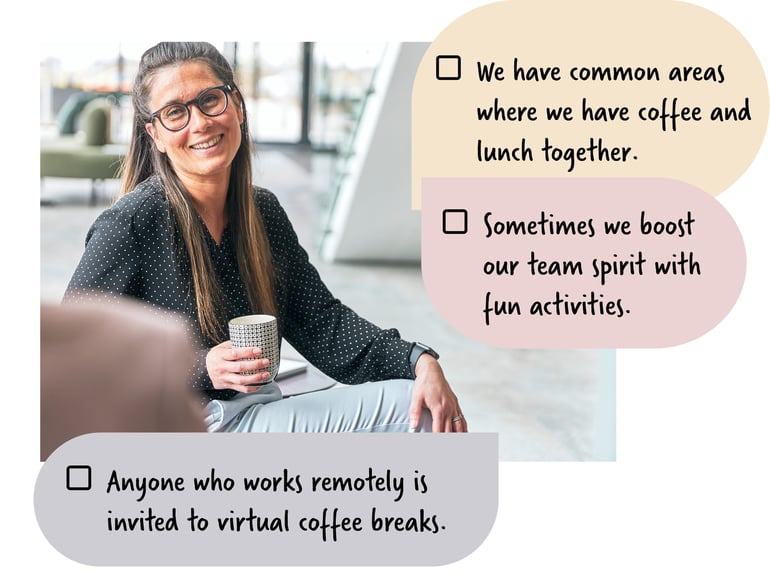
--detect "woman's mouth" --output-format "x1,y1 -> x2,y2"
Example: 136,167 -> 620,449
190,135 -> 223,150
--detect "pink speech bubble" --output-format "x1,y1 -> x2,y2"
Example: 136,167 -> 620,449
422,177 -> 745,348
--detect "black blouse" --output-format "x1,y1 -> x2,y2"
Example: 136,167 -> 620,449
64,176 -> 413,401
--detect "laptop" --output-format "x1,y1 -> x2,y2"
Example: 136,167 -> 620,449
275,358 -> 308,381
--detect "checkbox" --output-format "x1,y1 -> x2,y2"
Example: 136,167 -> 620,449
436,55 -> 461,80
66,465 -> 92,491
443,209 -> 468,234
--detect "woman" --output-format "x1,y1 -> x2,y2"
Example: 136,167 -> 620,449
65,42 -> 466,433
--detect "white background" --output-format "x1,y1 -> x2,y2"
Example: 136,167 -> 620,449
10,0 -> 768,574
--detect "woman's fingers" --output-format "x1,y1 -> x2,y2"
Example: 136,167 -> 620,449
207,342 -> 273,391
452,412 -> 468,432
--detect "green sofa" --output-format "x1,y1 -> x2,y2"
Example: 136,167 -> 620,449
40,95 -> 128,206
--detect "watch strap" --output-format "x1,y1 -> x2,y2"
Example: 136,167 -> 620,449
409,342 -> 439,379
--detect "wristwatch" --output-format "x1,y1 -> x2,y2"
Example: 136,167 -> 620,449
409,342 -> 440,379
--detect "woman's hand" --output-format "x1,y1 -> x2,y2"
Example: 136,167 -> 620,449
409,354 -> 467,432
205,341 -> 273,393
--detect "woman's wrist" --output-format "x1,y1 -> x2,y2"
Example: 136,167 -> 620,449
414,351 -> 442,379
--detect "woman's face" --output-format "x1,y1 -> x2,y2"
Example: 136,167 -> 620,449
145,61 -> 243,191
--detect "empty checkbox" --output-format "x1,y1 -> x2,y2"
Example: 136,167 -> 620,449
436,55 -> 462,80
443,209 -> 468,234
66,465 -> 92,491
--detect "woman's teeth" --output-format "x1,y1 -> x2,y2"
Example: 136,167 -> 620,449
191,135 -> 222,150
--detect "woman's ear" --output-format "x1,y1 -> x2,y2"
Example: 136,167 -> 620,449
145,122 -> 167,154
232,89 -> 245,124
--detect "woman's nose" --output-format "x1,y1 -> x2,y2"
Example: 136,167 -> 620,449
187,105 -> 213,129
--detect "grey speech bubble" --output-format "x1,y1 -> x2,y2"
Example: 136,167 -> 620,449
34,432 -> 498,566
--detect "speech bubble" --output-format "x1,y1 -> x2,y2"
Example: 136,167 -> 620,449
412,0 -> 768,205
35,433 -> 498,566
421,177 -> 745,348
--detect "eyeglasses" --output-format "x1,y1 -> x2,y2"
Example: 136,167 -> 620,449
149,84 -> 233,132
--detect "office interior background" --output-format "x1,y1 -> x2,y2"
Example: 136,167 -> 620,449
40,42 -> 615,461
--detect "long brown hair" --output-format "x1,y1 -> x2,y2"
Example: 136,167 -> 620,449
120,42 -> 276,343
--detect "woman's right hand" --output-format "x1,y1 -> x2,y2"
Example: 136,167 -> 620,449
205,340 -> 273,393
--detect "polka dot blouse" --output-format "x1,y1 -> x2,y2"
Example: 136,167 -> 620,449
64,176 -> 413,401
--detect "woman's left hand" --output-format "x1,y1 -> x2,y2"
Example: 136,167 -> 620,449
409,354 -> 467,432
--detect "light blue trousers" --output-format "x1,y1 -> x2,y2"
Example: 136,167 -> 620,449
205,379 -> 433,433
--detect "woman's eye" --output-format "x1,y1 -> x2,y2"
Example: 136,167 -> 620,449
200,93 -> 222,111
163,105 -> 186,120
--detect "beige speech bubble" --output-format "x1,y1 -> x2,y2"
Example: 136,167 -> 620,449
412,0 -> 768,206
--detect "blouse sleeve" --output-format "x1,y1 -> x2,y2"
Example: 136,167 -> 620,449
63,201 -> 143,303
258,189 -> 413,384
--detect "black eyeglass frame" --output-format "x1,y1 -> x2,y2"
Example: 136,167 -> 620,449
148,84 -> 234,132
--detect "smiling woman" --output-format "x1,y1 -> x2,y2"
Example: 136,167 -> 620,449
63,42 -> 467,435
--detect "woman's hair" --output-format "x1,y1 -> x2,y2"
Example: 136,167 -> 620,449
121,42 -> 276,344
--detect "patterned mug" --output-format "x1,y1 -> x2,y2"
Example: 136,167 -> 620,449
228,314 -> 280,381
